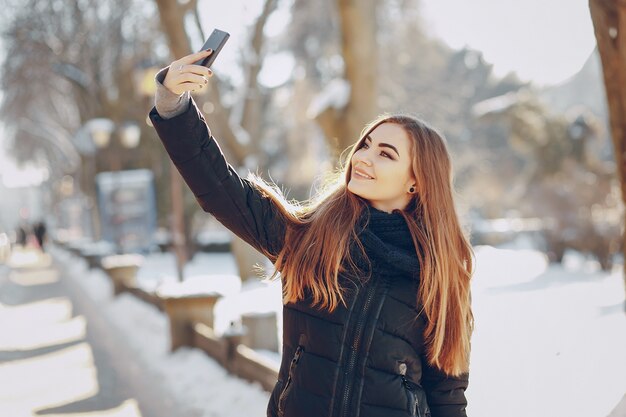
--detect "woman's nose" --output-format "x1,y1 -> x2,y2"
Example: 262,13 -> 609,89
354,151 -> 372,166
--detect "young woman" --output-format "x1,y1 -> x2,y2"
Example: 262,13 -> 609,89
150,49 -> 474,417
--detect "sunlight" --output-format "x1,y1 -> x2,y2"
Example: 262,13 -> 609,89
0,296 -> 85,351
10,268 -> 59,286
8,249 -> 42,267
0,316 -> 86,350
0,313 -> 86,351
8,247 -> 52,269
0,343 -> 98,413
0,297 -> 72,326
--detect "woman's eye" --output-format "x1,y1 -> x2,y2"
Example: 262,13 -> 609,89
381,151 -> 391,158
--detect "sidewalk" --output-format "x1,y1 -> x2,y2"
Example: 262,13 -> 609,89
0,247 -> 184,417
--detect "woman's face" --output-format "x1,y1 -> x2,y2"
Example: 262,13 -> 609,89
348,123 -> 416,213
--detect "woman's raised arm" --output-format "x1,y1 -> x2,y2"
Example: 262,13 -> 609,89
149,51 -> 286,260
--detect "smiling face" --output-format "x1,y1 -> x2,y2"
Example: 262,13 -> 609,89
347,122 -> 416,213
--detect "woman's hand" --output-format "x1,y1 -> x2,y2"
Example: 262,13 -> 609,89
163,49 -> 214,95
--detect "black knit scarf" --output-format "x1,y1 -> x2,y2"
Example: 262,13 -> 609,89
354,204 -> 420,279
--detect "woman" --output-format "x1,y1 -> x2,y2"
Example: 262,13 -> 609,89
150,49 -> 474,417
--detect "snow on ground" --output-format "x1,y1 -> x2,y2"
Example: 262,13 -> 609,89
52,247 -> 271,417
52,240 -> 626,417
469,242 -> 626,417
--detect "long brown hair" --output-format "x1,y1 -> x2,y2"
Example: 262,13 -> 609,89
248,113 -> 474,377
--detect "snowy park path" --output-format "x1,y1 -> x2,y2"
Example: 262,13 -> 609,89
0,248 -> 183,417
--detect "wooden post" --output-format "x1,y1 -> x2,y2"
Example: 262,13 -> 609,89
161,294 -> 222,351
241,312 -> 279,352
101,254 -> 143,296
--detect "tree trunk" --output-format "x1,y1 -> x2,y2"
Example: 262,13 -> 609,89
588,0 -> 626,311
153,0 -> 192,57
315,0 -> 379,158
239,0 -> 278,138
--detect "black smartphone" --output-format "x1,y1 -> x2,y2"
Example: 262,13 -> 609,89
193,29 -> 230,68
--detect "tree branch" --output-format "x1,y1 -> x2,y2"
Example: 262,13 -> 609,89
239,0 -> 278,136
190,0 -> 205,41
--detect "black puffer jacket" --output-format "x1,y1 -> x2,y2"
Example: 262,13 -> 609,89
149,101 -> 469,417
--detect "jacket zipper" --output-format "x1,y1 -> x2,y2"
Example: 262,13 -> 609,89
339,281 -> 377,417
402,376 -> 420,417
278,345 -> 304,416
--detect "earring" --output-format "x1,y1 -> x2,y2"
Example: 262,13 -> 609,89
409,187 -> 415,193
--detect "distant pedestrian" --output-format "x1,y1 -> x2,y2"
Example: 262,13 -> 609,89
33,221 -> 47,252
150,50 -> 474,417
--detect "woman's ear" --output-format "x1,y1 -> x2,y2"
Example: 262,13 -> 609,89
408,176 -> 417,194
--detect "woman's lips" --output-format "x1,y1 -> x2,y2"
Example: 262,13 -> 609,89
353,171 -> 374,180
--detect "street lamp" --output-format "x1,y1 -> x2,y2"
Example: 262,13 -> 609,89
85,118 -> 116,149
119,123 -> 142,149
88,119 -> 141,151
88,118 -> 142,173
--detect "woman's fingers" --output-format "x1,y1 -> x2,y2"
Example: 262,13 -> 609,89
179,82 -> 204,93
162,50 -> 214,95
169,49 -> 212,79
177,72 -> 209,85
176,49 -> 213,67
163,63 -> 213,95
176,63 -> 212,78
168,78 -> 207,95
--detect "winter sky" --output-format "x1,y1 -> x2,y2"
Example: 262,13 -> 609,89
420,0 -> 597,87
